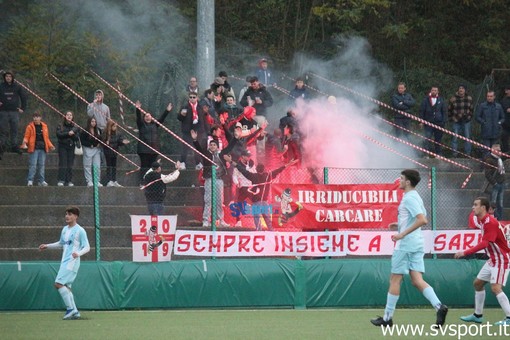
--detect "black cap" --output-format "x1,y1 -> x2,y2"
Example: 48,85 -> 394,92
219,71 -> 228,77
151,162 -> 161,169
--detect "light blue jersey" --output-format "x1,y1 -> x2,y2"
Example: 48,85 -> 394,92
395,190 -> 426,252
57,224 -> 89,273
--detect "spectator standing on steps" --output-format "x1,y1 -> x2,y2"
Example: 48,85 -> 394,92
448,84 -> 474,156
419,86 -> 447,157
390,82 -> 415,141
56,111 -> 80,187
135,101 -> 173,185
476,91 -> 504,158
0,70 -> 27,157
500,85 -> 510,154
484,144 -> 506,220
20,111 -> 55,186
143,161 -> 180,216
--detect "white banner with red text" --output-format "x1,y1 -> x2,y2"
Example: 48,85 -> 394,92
269,183 -> 402,230
173,229 -> 487,257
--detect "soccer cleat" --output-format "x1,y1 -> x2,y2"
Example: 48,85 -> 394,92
460,314 -> 483,323
72,311 -> 81,319
435,304 -> 448,326
371,316 -> 393,327
494,318 -> 510,326
63,308 -> 76,320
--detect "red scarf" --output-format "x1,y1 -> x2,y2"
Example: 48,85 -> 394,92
190,101 -> 198,121
429,93 -> 438,106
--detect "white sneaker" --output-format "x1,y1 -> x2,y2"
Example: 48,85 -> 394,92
38,181 -> 48,187
67,182 -> 74,187
98,182 -> 103,187
195,163 -> 203,170
87,182 -> 93,187
179,162 -> 186,170
57,181 -> 64,187
106,181 -> 115,187
27,181 -> 33,186
114,181 -> 123,187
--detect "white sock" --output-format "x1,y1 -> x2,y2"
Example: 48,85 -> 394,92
422,286 -> 441,310
496,292 -> 510,317
68,291 -> 77,311
384,293 -> 399,321
475,290 -> 486,315
58,287 -> 72,310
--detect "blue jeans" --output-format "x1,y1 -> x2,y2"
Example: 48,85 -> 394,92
147,202 -> 164,216
491,183 -> 505,220
424,125 -> 444,155
394,118 -> 411,140
27,149 -> 47,183
452,121 -> 472,155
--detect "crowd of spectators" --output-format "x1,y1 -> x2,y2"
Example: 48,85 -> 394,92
1,62 -> 509,222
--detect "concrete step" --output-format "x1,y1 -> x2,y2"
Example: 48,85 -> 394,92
0,205 -> 204,227
0,152 -> 182,167
0,186 -> 204,206
0,166 -> 201,187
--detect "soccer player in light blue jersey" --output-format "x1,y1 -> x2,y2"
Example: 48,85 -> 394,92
39,206 -> 90,320
371,169 -> 448,328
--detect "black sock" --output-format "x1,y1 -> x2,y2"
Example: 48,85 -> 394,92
474,313 -> 483,318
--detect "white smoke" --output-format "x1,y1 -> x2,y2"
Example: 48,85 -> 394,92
288,36 -> 420,170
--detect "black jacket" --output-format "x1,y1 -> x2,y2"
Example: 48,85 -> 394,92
56,121 -> 80,149
240,86 -> 273,116
81,128 -> 102,148
193,137 -> 238,179
144,171 -> 166,203
136,108 -> 170,154
0,76 -> 27,112
236,164 -> 286,202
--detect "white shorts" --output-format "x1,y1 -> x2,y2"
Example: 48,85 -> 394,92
477,262 -> 509,286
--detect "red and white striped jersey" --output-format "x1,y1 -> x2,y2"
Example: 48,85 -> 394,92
467,214 -> 510,268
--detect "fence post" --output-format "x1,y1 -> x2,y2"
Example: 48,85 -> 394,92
92,165 -> 101,261
431,167 -> 437,260
211,166 -> 216,232
323,167 -> 330,259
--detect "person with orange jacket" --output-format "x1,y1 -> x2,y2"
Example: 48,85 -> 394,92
20,111 -> 55,186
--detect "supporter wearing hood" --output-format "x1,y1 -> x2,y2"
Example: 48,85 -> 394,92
0,70 -> 27,155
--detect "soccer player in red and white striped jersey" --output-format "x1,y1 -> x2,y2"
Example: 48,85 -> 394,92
455,197 -> 510,325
